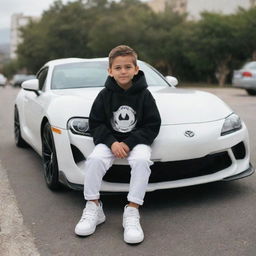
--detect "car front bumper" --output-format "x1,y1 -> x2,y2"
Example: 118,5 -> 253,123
52,119 -> 253,192
60,162 -> 255,191
222,163 -> 254,181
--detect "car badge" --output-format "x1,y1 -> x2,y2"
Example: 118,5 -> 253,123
184,130 -> 195,137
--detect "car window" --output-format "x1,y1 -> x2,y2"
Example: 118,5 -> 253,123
51,61 -> 170,89
243,62 -> 256,69
139,62 -> 170,86
37,68 -> 48,91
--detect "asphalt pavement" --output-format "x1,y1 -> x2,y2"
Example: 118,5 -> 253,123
0,85 -> 256,256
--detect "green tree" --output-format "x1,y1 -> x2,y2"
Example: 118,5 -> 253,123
2,59 -> 21,79
16,0 -> 256,84
141,8 -> 187,76
87,0 -> 154,58
17,20 -> 49,73
17,0 -> 92,72
235,7 -> 256,61
186,12 -> 243,86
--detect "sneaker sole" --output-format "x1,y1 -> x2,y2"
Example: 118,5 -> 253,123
123,224 -> 144,244
124,235 -> 144,244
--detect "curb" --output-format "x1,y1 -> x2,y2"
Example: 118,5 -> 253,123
0,161 -> 40,256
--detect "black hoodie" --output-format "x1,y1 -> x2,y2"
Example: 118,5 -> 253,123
89,70 -> 161,150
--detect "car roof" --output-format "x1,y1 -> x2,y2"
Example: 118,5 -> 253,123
44,57 -> 145,68
45,57 -> 109,67
243,61 -> 256,69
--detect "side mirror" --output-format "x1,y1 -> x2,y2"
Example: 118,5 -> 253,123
22,79 -> 40,95
165,76 -> 178,87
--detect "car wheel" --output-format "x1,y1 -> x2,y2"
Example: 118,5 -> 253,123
14,106 -> 28,147
42,122 -> 61,190
246,89 -> 256,95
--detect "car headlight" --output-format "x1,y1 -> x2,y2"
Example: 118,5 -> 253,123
67,118 -> 90,136
221,113 -> 242,136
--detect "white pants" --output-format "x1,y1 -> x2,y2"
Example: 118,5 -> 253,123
83,144 -> 153,205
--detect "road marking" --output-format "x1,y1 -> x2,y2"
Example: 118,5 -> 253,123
0,161 -> 40,256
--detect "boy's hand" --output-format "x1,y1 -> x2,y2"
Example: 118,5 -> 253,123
120,142 -> 130,153
111,142 -> 128,158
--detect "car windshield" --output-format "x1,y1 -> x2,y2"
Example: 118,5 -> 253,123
51,60 -> 170,89
243,62 -> 256,69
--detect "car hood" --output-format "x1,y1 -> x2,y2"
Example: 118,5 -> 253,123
51,87 -> 232,125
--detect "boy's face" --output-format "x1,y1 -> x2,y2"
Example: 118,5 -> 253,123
108,55 -> 139,90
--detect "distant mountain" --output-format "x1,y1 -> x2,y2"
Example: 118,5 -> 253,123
0,28 -> 10,44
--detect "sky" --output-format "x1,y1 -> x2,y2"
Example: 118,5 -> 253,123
0,0 -> 78,30
187,0 -> 250,19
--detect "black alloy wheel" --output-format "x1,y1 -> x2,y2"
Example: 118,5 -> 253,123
42,122 -> 61,190
14,106 -> 28,147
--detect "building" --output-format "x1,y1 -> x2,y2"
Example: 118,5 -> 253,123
10,13 -> 39,59
187,0 -> 253,19
147,0 -> 166,12
147,0 -> 255,18
148,0 -> 187,14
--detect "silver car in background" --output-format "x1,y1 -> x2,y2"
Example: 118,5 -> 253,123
10,74 -> 36,87
0,73 -> 7,87
232,61 -> 256,95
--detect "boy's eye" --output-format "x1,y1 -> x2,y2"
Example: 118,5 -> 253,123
113,65 -> 133,70
124,65 -> 132,70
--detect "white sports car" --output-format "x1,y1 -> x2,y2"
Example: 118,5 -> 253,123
15,58 -> 254,191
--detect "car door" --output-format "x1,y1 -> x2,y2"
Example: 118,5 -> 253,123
23,67 -> 48,151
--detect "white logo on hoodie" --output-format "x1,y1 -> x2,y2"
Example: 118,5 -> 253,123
111,105 -> 137,133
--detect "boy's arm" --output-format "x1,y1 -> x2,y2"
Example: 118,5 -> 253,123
123,91 -> 161,150
89,92 -> 116,148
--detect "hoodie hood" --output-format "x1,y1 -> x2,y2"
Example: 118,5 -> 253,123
104,70 -> 148,94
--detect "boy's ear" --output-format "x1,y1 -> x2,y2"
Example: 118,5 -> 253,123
108,68 -> 113,77
135,65 -> 139,75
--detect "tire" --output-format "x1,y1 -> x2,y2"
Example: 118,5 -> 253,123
42,122 -> 61,190
14,106 -> 28,147
246,89 -> 256,95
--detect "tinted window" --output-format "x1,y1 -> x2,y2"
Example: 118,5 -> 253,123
37,68 -> 48,90
51,60 -> 169,89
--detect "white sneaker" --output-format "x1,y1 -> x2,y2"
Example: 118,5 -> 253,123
123,205 -> 144,244
75,201 -> 106,236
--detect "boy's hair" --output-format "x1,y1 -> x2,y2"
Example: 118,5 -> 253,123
108,45 -> 138,67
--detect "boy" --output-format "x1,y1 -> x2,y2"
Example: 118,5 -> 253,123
75,45 -> 161,244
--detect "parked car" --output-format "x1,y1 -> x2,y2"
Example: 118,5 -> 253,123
232,61 -> 256,95
10,74 -> 36,87
0,73 -> 7,86
14,58 -> 254,191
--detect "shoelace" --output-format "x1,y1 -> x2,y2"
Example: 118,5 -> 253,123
80,208 -> 98,222
124,214 -> 140,230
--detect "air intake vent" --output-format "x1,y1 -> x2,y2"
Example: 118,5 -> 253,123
232,142 -> 246,160
103,151 -> 232,183
71,144 -> 86,164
